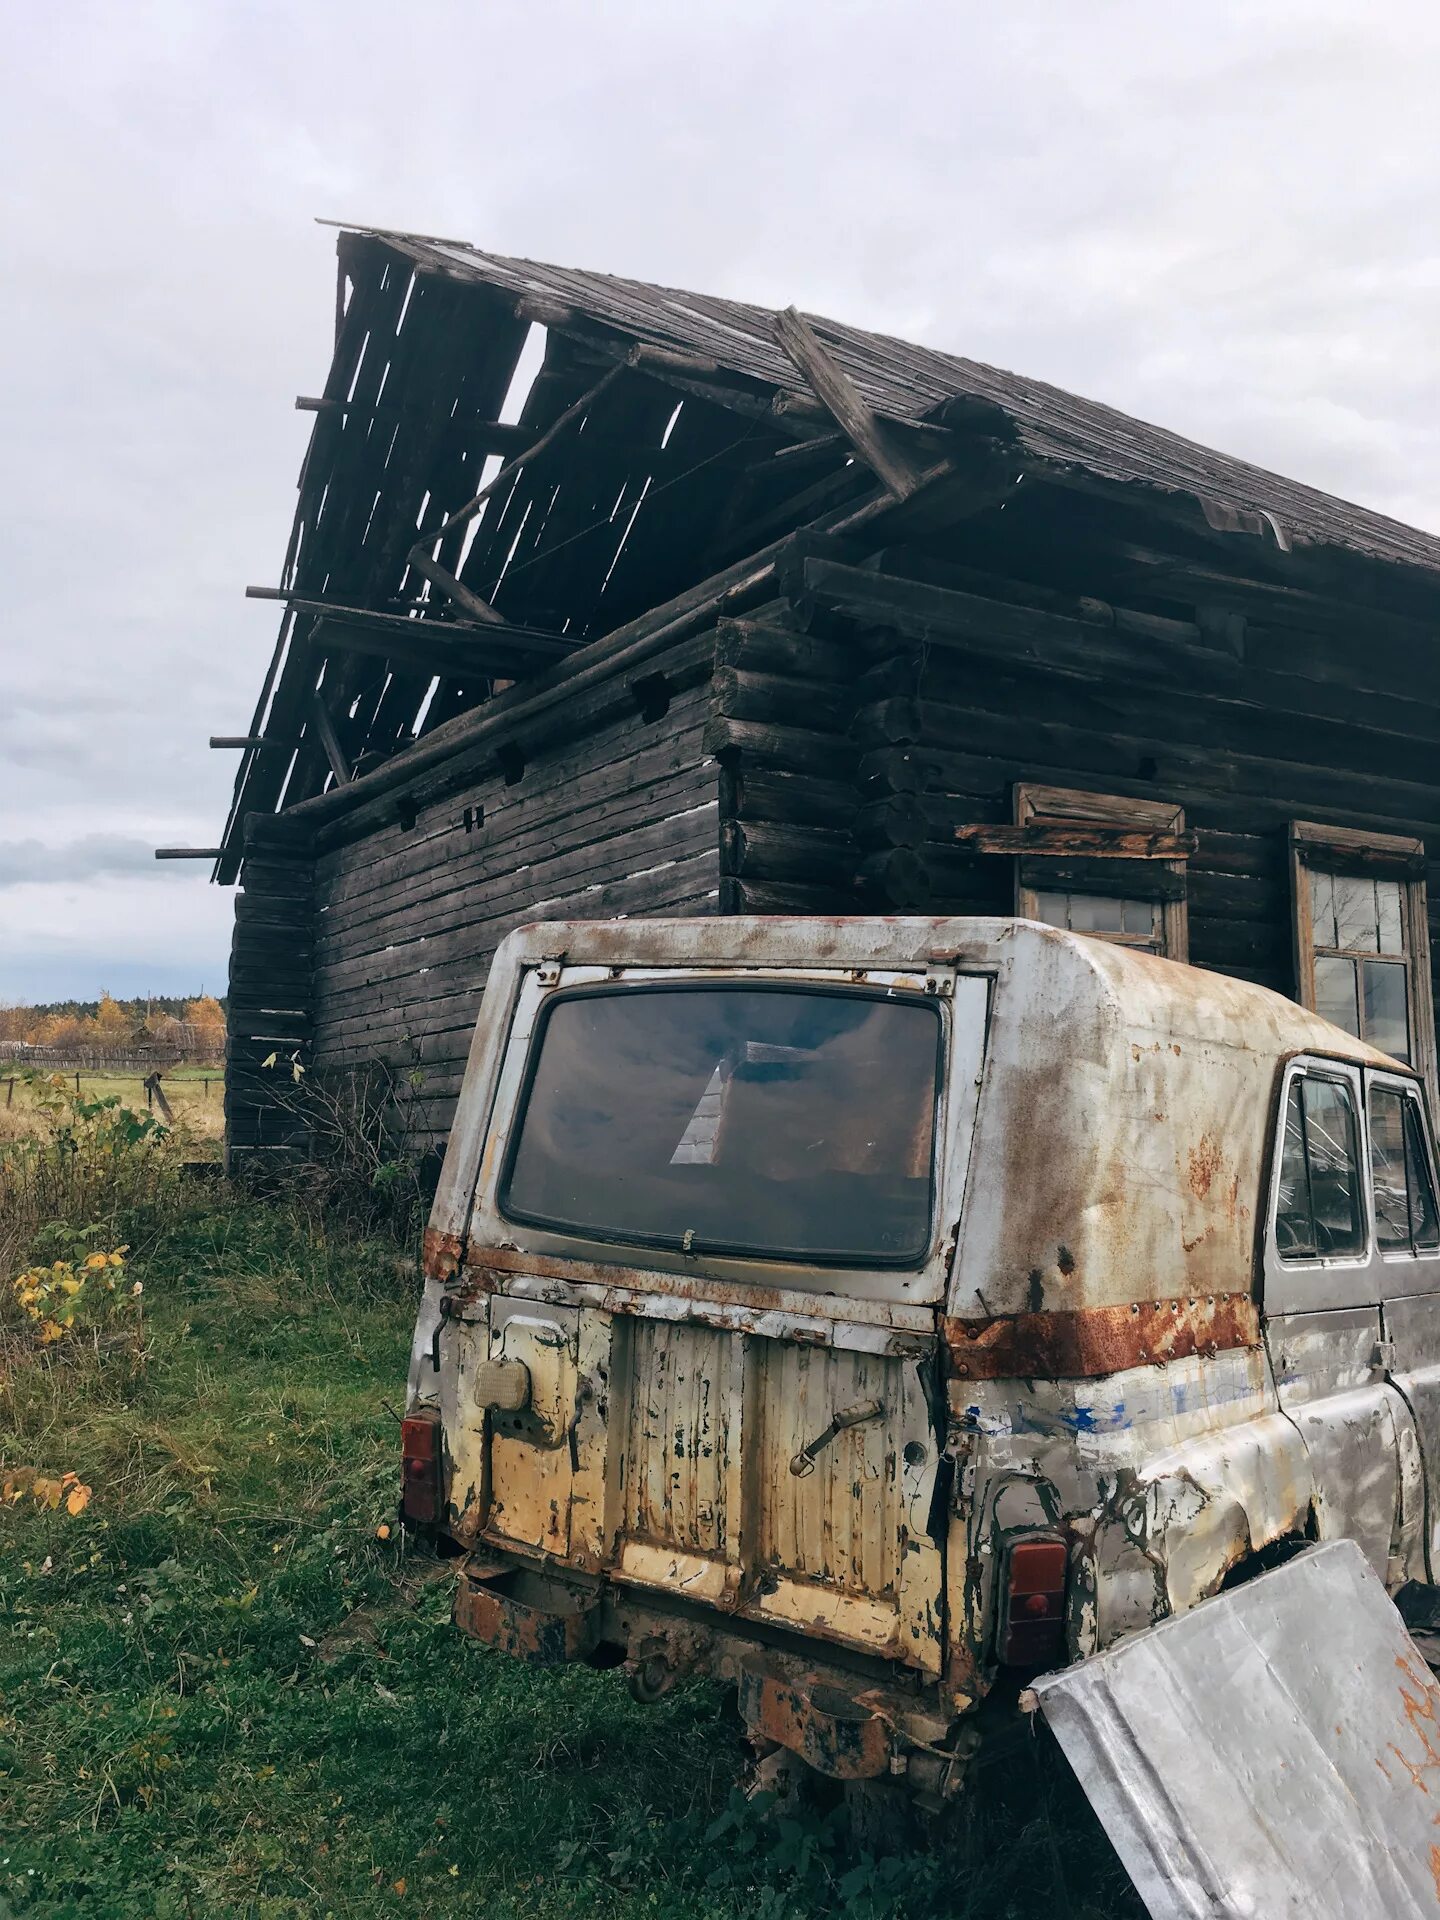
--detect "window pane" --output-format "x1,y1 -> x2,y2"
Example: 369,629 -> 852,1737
1276,1080 -> 1316,1258
1362,961 -> 1410,1061
1301,1077 -> 1365,1257
1370,1088 -> 1411,1250
1332,874 -> 1379,953
1315,955 -> 1361,1037
1404,1102 -> 1440,1252
1310,868 -> 1338,949
1377,881 -> 1405,957
501,985 -> 942,1265
1033,891 -> 1067,929
1121,897 -> 1159,936
1068,894 -> 1127,934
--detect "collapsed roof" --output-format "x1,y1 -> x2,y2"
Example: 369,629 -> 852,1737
216,222 -> 1440,881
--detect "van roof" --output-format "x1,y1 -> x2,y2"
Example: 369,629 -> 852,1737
492,916 -> 1408,1316
496,913 -> 1399,1073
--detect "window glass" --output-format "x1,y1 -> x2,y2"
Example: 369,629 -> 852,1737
1033,891 -> 1161,948
1275,1074 -> 1366,1261
1333,874 -> 1379,953
1308,865 -> 1415,1063
1370,1088 -> 1410,1250
500,985 -> 943,1266
1404,1101 -> 1440,1251
1370,1086 -> 1439,1254
1276,1082 -> 1314,1258
1377,882 -> 1405,956
1363,962 -> 1410,1062
1314,956 -> 1361,1037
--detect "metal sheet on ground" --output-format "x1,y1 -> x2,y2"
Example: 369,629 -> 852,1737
1031,1539 -> 1440,1920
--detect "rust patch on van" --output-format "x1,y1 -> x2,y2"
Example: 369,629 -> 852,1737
737,1660 -> 895,1780
943,1295 -> 1260,1381
1187,1136 -> 1223,1200
423,1226 -> 464,1282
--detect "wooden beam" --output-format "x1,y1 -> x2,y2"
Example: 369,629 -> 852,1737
246,589 -> 564,647
391,363 -> 629,629
308,695 -> 353,787
315,614 -> 574,679
210,735 -> 266,749
293,395 -> 534,452
773,306 -> 930,500
409,362 -> 627,560
155,847 -> 225,860
404,548 -> 507,624
954,824 -> 1200,859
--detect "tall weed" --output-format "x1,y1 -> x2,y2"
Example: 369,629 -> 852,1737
0,1075 -> 187,1273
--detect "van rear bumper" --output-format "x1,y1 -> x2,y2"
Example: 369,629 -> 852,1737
454,1547 -> 971,1798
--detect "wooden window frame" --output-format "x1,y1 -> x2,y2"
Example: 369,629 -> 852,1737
1289,821 -> 1436,1106
1013,784 -> 1190,961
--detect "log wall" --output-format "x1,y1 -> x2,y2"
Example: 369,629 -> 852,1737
228,501 -> 1440,1169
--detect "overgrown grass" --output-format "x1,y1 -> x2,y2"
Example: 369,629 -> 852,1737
0,1070 -> 224,1153
0,1185 -> 1141,1918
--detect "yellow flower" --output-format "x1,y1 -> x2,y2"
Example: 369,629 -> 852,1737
59,1277 -> 83,1296
85,1253 -> 110,1272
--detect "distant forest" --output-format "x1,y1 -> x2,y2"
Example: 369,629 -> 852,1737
0,994 -> 227,1059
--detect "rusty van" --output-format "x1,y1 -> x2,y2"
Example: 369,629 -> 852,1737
402,916 -> 1440,1806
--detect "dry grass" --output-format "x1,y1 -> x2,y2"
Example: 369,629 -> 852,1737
0,1068 -> 224,1145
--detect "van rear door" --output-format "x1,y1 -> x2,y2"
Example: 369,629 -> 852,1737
452,966 -> 988,1673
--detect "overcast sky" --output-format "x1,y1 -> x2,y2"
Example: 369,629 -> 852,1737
3,0 -> 1438,1003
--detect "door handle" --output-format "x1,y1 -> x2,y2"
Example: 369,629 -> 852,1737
789,1399 -> 885,1478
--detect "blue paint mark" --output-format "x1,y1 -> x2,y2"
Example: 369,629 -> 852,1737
1059,1400 -> 1132,1434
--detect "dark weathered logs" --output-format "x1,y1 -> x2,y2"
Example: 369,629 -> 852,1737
712,666 -> 853,734
720,820 -> 856,885
704,716 -> 858,781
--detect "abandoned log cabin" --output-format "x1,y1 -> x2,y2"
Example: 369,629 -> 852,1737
189,222 -> 1440,1171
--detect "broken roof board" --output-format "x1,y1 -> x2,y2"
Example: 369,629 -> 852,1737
350,222 -> 1440,578
1031,1539 -> 1440,1920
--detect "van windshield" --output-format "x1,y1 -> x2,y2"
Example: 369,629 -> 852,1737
499,983 -> 942,1265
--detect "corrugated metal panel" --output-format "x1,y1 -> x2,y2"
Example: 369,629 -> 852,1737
1032,1539 -> 1440,1920
621,1318 -> 733,1556
755,1341 -> 907,1595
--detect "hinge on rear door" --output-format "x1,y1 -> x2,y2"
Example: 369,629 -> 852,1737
1373,1339 -> 1397,1372
924,959 -> 957,999
536,952 -> 566,987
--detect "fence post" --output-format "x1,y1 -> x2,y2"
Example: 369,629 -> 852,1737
5,1078 -> 12,1107
75,1072 -> 81,1096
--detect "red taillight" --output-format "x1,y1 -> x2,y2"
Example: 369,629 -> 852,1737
999,1537 -> 1068,1667
401,1410 -> 441,1526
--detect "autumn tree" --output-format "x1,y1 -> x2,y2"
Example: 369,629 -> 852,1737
184,996 -> 226,1060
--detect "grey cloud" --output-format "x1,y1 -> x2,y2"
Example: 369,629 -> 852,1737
0,835 -> 174,888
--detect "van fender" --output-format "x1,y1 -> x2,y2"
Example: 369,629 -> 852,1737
1107,1412 -> 1315,1631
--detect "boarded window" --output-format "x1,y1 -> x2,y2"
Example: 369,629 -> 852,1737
1015,784 -> 1189,960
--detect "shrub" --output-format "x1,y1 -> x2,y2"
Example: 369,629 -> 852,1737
0,1074 -> 184,1271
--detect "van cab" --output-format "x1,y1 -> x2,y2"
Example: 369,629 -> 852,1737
402,916 -> 1440,1806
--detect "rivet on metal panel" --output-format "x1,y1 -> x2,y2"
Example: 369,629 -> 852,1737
536,952 -> 566,986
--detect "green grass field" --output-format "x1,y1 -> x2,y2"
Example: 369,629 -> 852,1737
0,1187 -> 1140,1920
0,1069 -> 224,1149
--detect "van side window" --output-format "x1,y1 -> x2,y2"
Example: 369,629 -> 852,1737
1276,1075 -> 1366,1260
1369,1086 -> 1440,1255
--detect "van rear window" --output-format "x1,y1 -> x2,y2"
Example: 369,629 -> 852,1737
499,984 -> 942,1266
